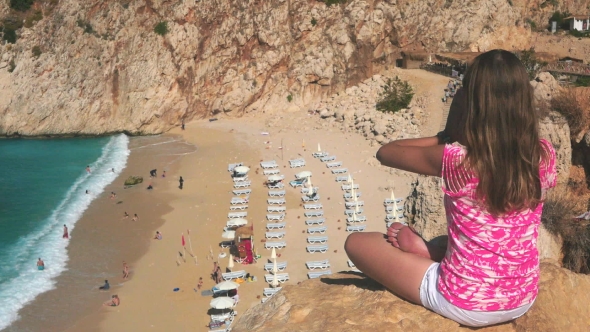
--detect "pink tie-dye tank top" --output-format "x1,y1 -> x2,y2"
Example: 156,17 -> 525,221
438,139 -> 557,311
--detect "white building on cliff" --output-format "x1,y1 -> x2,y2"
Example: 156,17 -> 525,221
566,14 -> 590,31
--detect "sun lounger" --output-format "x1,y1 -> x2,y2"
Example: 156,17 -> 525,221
346,225 -> 366,232
219,240 -> 235,248
230,197 -> 248,205
268,190 -> 286,197
264,273 -> 289,283
260,160 -> 278,169
222,270 -> 247,281
267,174 -> 285,181
267,206 -> 286,213
264,262 -> 287,272
290,162 -> 305,168
229,205 -> 248,211
326,161 -> 342,168
306,259 -> 330,269
265,231 -> 286,239
263,287 -> 282,297
304,211 -> 324,218
307,226 -> 327,234
267,182 -> 284,189
385,213 -> 405,221
384,198 -> 404,205
304,203 -> 323,210
306,245 -> 328,253
289,158 -> 305,164
320,155 -> 336,162
232,176 -> 248,183
228,162 -> 244,172
301,187 -> 319,194
232,189 -> 251,196
307,236 -> 328,244
290,179 -> 307,188
386,205 -> 404,213
265,241 -> 286,249
331,168 -> 348,174
263,169 -> 280,175
267,198 -> 286,205
266,222 -> 286,230
289,159 -> 306,168
301,194 -> 320,202
305,218 -> 325,225
341,184 -> 360,191
233,181 -> 251,189
344,209 -> 363,216
345,201 -> 364,208
312,151 -> 328,158
308,270 -> 332,279
335,176 -> 348,182
210,310 -> 237,323
228,212 -> 247,219
266,213 -> 286,221
344,192 -> 361,200
347,215 -> 367,223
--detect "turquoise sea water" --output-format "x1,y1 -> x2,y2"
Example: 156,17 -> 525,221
0,134 -> 129,330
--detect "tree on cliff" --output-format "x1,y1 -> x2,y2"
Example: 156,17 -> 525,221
9,0 -> 34,11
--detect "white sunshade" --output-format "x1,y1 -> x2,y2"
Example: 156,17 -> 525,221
210,297 -> 235,309
227,218 -> 248,227
268,175 -> 283,182
271,247 -> 277,259
215,280 -> 240,291
222,230 -> 236,239
234,166 -> 250,174
295,171 -> 312,179
228,254 -> 234,270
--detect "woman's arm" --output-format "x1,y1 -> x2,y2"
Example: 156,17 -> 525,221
376,143 -> 444,176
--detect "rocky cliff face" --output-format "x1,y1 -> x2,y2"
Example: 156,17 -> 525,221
1,0 -> 590,136
233,261 -> 590,332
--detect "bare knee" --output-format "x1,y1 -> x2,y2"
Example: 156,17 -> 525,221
344,232 -> 365,257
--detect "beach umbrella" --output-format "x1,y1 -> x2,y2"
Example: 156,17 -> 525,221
210,297 -> 235,309
271,247 -> 277,259
271,271 -> 279,288
394,201 -> 400,223
317,143 -> 321,152
390,190 -> 395,201
272,258 -> 278,274
222,230 -> 236,239
228,254 -> 234,272
347,174 -> 352,184
227,218 -> 248,227
268,175 -> 282,182
215,280 -> 240,291
234,166 -> 250,174
296,171 -> 312,179
352,213 -> 357,222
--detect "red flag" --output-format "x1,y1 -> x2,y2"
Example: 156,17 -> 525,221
181,234 -> 186,247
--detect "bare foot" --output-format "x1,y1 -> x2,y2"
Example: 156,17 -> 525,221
387,223 -> 430,259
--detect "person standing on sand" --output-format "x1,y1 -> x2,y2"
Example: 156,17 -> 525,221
63,225 -> 69,239
122,261 -> 129,279
132,214 -> 139,221
122,212 -> 129,219
179,176 -> 184,190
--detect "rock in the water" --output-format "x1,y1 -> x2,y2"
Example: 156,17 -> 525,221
124,176 -> 143,186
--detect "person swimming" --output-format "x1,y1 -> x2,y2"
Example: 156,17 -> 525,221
37,258 -> 45,270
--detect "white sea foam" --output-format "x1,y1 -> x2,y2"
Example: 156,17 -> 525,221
0,134 -> 130,330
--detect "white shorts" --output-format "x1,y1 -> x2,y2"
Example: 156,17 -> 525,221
419,263 -> 534,327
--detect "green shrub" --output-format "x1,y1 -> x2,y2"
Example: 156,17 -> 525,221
154,21 -> 168,36
8,60 -> 16,73
9,0 -> 34,11
32,45 -> 42,57
77,19 -> 94,34
287,94 -> 293,102
575,76 -> 590,87
24,10 -> 43,28
549,11 -> 571,30
569,29 -> 590,38
526,18 -> 537,30
319,0 -> 347,6
376,76 -> 414,114
2,28 -> 18,44
515,48 -> 547,80
311,18 -> 317,26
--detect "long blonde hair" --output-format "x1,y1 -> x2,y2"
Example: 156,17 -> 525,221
462,50 -> 543,215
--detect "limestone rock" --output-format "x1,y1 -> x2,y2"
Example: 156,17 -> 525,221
404,175 -> 446,241
124,176 -> 143,186
233,262 -> 590,332
539,112 -> 572,185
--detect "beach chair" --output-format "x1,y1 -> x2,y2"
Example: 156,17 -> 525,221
347,215 -> 367,223
306,245 -> 329,253
384,198 -> 404,205
344,192 -> 361,200
344,209 -> 363,216
229,205 -> 248,211
263,287 -> 282,297
233,181 -> 251,189
232,176 -> 248,183
232,189 -> 251,196
267,206 -> 286,213
289,178 -> 307,188
260,160 -> 278,169
219,240 -> 235,248
268,190 -> 286,197
308,270 -> 332,279
289,158 -> 306,168
263,169 -> 280,175
265,231 -> 286,239
289,158 -> 305,164
341,184 -> 360,191
320,155 -> 336,162
304,211 -> 324,218
303,203 -> 323,210
264,273 -> 290,283
331,168 -> 348,174
305,218 -> 326,226
307,226 -> 327,234
312,151 -> 328,158
221,270 -> 246,281
264,241 -> 286,249
266,222 -> 286,230
345,201 -> 364,208
267,174 -> 285,181
335,176 -> 348,182
228,212 -> 247,219
385,213 -> 405,221
326,161 -> 342,168
386,205 -> 404,213
346,225 -> 366,232
267,198 -> 286,205
306,259 -> 330,270
267,182 -> 284,189
264,262 -> 287,272
230,197 -> 248,205
307,236 -> 328,244
228,162 -> 244,172
301,187 -> 319,195
301,194 -> 320,202
266,213 -> 286,221
210,310 -> 237,323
